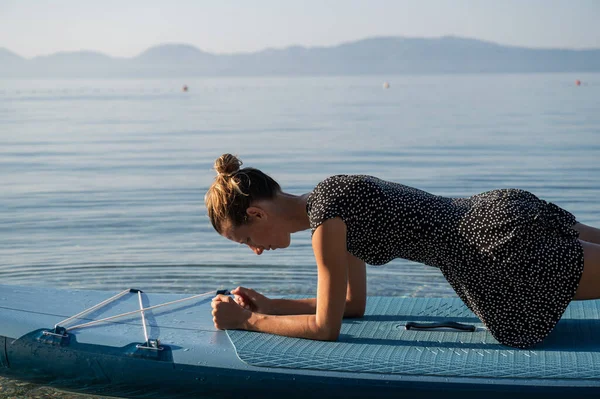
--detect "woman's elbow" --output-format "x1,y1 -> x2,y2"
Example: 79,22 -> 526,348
344,301 -> 366,318
317,327 -> 341,341
310,320 -> 341,341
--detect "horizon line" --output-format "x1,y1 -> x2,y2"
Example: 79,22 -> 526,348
3,34 -> 600,60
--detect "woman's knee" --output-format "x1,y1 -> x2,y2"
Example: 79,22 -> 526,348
573,223 -> 600,245
573,240 -> 600,300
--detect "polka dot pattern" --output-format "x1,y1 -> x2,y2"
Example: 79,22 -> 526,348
306,175 -> 584,348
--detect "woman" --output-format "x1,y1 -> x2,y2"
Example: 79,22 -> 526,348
206,154 -> 600,349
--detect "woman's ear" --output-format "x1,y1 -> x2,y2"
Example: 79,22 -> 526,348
246,206 -> 266,220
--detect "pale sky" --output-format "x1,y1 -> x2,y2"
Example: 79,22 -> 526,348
1,0 -> 599,59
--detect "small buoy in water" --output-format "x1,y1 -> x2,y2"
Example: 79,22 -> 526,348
383,82 -> 390,89
575,80 -> 581,86
182,85 -> 189,92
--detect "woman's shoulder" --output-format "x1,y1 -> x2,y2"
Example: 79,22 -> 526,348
308,175 -> 381,206
306,175 -> 388,233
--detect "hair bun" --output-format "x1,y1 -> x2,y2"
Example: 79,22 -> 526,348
214,153 -> 242,177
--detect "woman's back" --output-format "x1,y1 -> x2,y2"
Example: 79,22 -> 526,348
306,174 -> 470,266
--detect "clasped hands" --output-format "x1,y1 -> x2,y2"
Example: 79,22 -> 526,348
211,286 -> 270,330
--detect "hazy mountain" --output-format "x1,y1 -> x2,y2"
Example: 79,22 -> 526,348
133,43 -> 213,63
1,36 -> 599,78
0,48 -> 25,64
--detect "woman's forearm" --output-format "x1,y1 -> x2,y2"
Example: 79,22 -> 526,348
269,298 -> 364,318
244,312 -> 339,341
269,298 -> 317,315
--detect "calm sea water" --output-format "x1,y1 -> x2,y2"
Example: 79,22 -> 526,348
1,73 -> 599,398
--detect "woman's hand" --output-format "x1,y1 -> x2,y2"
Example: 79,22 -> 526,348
211,294 -> 252,330
231,286 -> 272,314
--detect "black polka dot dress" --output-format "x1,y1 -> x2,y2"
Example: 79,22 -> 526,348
306,175 -> 584,349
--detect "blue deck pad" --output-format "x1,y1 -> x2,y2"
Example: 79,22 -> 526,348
227,297 -> 600,379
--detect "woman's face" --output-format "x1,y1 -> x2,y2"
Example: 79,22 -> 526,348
222,207 -> 291,255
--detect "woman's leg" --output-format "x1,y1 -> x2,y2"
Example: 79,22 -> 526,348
573,240 -> 600,300
573,223 -> 600,245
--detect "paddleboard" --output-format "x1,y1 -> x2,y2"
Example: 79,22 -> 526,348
1,284 -> 599,398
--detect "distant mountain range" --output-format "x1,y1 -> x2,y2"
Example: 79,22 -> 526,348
1,36 -> 599,78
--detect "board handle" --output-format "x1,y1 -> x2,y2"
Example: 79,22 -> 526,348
405,321 -> 476,332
